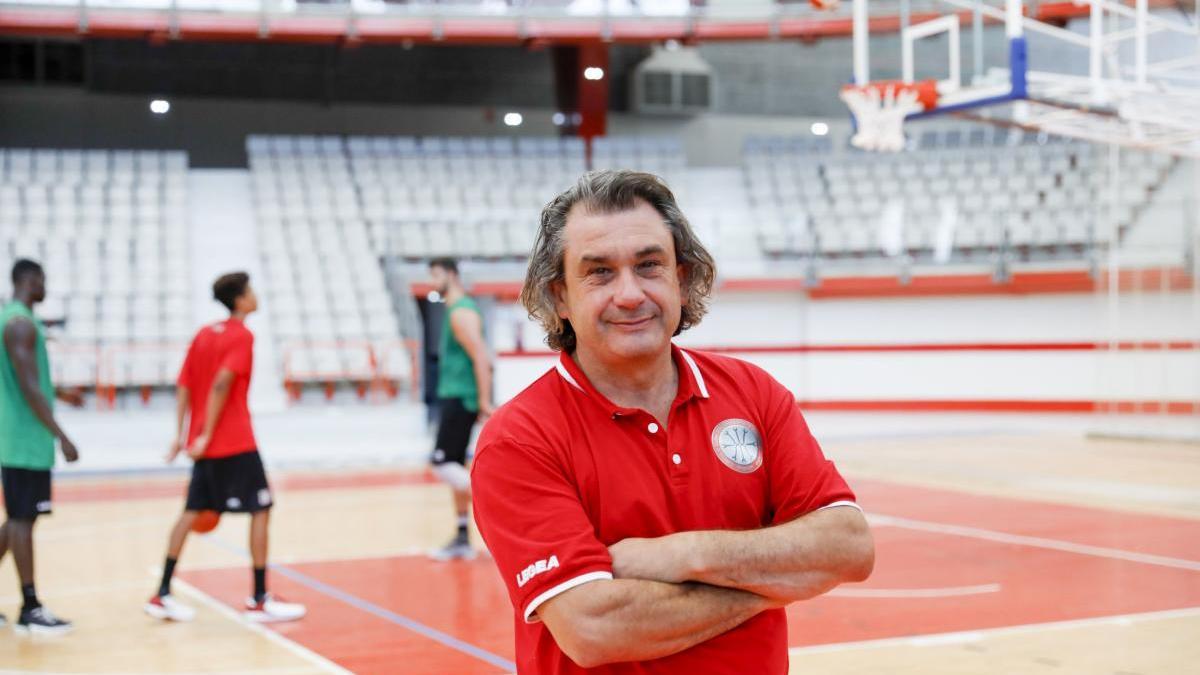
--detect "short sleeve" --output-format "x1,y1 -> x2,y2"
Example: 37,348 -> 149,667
219,330 -> 253,377
759,372 -> 858,525
471,437 -> 613,623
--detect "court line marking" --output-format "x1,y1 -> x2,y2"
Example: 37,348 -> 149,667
169,573 -> 354,675
199,536 -> 517,673
269,564 -> 518,673
787,605 -> 1200,655
869,513 -> 1200,572
828,583 -> 1001,598
180,546 -> 437,571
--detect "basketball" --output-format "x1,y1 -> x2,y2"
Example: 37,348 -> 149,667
191,511 -> 220,534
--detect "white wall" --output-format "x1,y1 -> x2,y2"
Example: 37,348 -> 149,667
187,170 -> 288,413
489,289 -> 1200,407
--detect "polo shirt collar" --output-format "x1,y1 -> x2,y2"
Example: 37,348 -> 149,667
555,343 -> 710,417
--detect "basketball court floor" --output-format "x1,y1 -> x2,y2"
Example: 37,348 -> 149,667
2,409 -> 1198,674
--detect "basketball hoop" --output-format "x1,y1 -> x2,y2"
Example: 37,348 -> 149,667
840,80 -> 938,153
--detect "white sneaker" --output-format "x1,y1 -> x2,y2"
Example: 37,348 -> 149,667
14,606 -> 73,637
144,594 -> 196,622
244,594 -> 306,623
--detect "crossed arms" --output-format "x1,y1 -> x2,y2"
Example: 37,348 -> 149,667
538,505 -> 874,668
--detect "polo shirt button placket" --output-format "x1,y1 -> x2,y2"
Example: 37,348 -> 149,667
652,420 -> 687,477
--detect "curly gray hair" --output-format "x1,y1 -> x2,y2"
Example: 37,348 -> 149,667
519,170 -> 717,353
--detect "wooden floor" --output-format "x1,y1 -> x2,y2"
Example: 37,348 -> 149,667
2,427 -> 1198,674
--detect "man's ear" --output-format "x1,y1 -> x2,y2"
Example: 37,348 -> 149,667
552,280 -> 569,319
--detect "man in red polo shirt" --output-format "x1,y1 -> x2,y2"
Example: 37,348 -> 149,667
144,272 -> 305,624
472,171 -> 874,673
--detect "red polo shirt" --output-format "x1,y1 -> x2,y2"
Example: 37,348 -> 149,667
176,318 -> 258,459
472,344 -> 858,675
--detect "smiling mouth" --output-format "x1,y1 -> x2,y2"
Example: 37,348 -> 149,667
610,316 -> 654,329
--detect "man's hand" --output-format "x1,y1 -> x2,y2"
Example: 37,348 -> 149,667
188,434 -> 209,459
609,533 -> 693,585
59,435 -> 79,463
166,439 -> 184,463
56,388 -> 85,408
478,400 -> 496,423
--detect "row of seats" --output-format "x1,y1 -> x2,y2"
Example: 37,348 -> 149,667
381,219 -> 537,259
47,343 -> 186,390
253,183 -> 567,219
284,340 -> 412,384
591,136 -> 686,173
759,213 -> 1100,257
0,149 -> 187,186
744,134 -> 1174,260
0,148 -> 188,171
250,134 -> 587,159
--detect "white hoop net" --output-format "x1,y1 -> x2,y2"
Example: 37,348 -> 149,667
840,84 -> 926,153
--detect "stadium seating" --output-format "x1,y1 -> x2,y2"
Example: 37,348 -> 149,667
743,129 -> 1175,261
0,148 -> 191,393
247,135 -> 417,386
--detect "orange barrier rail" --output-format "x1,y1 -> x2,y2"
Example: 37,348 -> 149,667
48,339 -> 416,408
281,339 -> 415,403
46,341 -> 102,405
96,341 -> 188,408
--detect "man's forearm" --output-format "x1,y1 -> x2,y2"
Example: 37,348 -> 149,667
174,388 -> 190,439
543,578 -> 769,668
687,507 -> 872,601
473,357 -> 492,408
613,507 -> 874,604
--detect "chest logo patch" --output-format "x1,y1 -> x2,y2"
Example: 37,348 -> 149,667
711,419 -> 763,474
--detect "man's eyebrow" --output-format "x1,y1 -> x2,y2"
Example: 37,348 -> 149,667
635,245 -> 667,258
578,245 -> 667,264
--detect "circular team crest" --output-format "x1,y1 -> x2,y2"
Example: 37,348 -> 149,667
711,419 -> 763,474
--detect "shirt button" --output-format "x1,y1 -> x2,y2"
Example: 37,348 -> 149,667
672,453 -> 682,465
648,422 -> 660,434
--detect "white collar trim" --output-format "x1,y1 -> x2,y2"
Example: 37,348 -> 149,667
555,361 -> 585,392
679,349 -> 710,399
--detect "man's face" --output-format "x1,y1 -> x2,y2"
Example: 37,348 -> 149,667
429,265 -> 452,296
235,285 -> 259,315
20,271 -> 47,304
554,198 -> 686,364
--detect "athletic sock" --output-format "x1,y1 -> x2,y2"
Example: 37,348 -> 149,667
21,583 -> 40,612
456,515 -> 469,541
253,567 -> 267,603
159,557 -> 178,597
